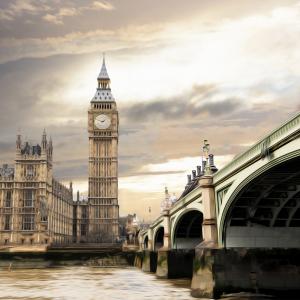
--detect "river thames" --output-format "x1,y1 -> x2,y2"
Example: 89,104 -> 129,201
0,266 -> 195,300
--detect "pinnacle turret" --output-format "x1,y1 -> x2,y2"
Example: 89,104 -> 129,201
16,133 -> 21,150
42,129 -> 47,149
48,136 -> 53,158
98,56 -> 110,80
97,55 -> 110,90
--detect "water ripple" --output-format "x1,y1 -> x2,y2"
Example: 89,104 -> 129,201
0,267 -> 194,300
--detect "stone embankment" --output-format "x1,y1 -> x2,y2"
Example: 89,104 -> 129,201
0,248 -> 136,269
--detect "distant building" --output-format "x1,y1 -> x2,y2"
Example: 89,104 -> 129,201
0,131 -> 73,246
73,191 -> 89,243
125,213 -> 140,245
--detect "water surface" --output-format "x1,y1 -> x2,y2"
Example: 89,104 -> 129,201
0,266 -> 194,300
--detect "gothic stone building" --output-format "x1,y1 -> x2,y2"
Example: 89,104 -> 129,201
0,58 -> 119,246
0,131 -> 73,246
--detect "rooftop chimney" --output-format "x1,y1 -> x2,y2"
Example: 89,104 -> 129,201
187,174 -> 191,184
192,170 -> 196,179
196,166 -> 201,176
208,154 -> 218,173
209,154 -> 215,166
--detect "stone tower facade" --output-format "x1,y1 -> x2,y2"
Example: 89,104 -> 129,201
0,131 -> 73,246
87,58 -> 119,242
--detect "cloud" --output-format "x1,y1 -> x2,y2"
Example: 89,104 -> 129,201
0,54 -> 89,176
58,8 -> 79,17
42,1 -> 115,25
54,158 -> 88,181
0,22 -> 165,63
0,0 -> 115,21
43,14 -> 63,25
93,1 -> 115,11
122,84 -> 241,122
43,7 -> 81,24
0,0 -> 50,21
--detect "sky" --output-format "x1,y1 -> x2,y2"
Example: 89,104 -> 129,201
0,0 -> 299,221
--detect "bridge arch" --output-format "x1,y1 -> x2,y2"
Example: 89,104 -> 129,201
143,235 -> 149,249
154,226 -> 164,250
219,151 -> 300,248
172,209 -> 203,249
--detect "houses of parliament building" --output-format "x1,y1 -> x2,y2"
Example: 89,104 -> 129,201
0,58 -> 119,246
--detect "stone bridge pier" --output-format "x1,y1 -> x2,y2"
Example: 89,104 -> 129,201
198,175 -> 218,247
155,208 -> 171,278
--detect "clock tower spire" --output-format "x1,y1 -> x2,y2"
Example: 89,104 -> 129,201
97,55 -> 110,87
91,55 -> 114,102
87,56 -> 119,243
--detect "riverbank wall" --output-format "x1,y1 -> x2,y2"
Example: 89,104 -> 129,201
0,248 -> 136,269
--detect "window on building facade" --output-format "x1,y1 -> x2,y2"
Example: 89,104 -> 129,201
22,214 -> 35,230
4,191 -> 12,207
26,165 -> 34,176
80,224 -> 86,236
24,190 -> 34,207
4,215 -> 10,230
95,206 -> 100,218
82,207 -> 87,219
104,207 -> 109,218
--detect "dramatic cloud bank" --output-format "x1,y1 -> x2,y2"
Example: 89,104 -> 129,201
0,0 -> 299,219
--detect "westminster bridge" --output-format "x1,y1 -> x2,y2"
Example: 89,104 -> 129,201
137,112 -> 300,298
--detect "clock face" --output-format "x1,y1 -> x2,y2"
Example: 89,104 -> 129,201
94,114 -> 111,129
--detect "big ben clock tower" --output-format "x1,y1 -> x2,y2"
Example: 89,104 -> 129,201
88,57 -> 119,243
